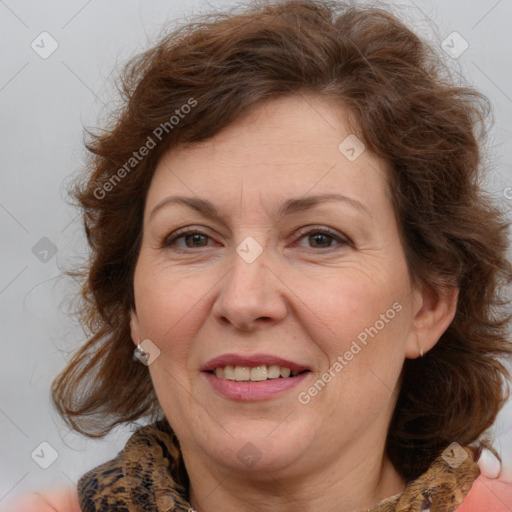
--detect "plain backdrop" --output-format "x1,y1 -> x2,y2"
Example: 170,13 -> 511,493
1,0 -> 511,505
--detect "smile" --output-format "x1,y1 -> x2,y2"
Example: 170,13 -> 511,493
211,364 -> 306,381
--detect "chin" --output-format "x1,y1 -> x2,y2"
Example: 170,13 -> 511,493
192,420 -> 317,475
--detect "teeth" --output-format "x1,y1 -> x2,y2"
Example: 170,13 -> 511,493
224,365 -> 235,380
250,365 -> 267,381
234,366 -> 250,381
212,364 -> 301,381
280,367 -> 291,378
267,364 -> 281,379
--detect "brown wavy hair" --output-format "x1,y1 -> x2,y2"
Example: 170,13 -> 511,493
51,0 -> 512,481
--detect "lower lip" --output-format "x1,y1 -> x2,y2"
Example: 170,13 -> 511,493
202,371 -> 310,401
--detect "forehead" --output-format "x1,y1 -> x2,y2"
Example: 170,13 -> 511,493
146,94 -> 390,214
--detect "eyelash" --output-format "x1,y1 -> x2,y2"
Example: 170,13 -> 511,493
162,226 -> 351,252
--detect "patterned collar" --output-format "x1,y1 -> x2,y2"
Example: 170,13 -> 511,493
77,420 -> 480,512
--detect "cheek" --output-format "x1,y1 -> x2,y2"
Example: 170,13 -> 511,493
297,266 -> 410,406
133,265 -> 209,429
133,262 -> 206,365
305,277 -> 407,410
300,271 -> 400,352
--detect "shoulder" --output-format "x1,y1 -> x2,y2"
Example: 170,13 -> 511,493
457,476 -> 512,512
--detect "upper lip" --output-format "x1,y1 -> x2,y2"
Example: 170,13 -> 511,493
201,353 -> 311,373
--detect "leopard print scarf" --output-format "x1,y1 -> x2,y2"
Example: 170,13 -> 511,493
77,419 -> 480,512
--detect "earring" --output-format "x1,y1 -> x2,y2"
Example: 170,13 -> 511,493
420,346 -> 424,357
133,342 -> 148,363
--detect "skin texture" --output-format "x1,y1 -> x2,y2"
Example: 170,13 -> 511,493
129,93 -> 459,512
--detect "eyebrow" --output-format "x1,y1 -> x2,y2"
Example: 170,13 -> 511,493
149,193 -> 371,222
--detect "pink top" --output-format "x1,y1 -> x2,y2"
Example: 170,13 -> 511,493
456,476 -> 512,511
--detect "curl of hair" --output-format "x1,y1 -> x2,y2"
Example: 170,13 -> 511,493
51,0 -> 512,481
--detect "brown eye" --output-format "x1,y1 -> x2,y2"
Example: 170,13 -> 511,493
307,232 -> 335,248
294,227 -> 350,250
183,233 -> 209,247
163,228 -> 214,250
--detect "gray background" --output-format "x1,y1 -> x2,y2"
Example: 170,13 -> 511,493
1,0 -> 511,505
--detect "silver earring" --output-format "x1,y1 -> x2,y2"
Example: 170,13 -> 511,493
133,343 -> 148,362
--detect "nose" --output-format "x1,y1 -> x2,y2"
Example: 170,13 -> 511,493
211,247 -> 288,331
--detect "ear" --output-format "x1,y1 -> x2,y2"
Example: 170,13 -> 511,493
130,308 -> 141,347
404,283 -> 459,359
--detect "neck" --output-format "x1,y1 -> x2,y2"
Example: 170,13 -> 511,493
184,443 -> 406,512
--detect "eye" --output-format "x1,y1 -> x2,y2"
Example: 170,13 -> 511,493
293,227 -> 350,250
162,226 -> 351,252
162,227 -> 215,250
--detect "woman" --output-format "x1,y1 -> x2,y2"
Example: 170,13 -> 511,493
8,0 -> 512,510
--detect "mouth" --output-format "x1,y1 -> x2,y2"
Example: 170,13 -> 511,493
201,353 -> 311,383
208,364 -> 310,382
201,354 -> 311,401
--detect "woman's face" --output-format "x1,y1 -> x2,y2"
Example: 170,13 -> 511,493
130,94 -> 446,479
